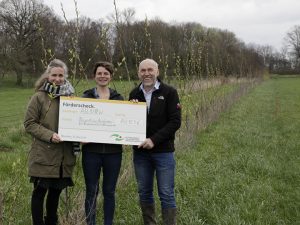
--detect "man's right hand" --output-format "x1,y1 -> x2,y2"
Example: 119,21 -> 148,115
138,138 -> 154,149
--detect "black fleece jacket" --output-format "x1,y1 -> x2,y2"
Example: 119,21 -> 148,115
129,81 -> 181,153
81,87 -> 124,154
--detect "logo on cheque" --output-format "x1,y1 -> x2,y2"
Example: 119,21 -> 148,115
111,134 -> 124,141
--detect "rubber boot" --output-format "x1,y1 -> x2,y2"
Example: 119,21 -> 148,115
162,208 -> 176,225
140,202 -> 157,225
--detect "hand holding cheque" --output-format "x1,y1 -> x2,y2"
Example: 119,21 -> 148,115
129,98 -> 153,149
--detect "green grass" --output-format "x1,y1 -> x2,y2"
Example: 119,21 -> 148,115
175,77 -> 300,224
0,76 -> 299,224
0,86 -> 33,151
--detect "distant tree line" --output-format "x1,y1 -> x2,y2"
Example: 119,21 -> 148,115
255,25 -> 300,75
0,0 -> 299,86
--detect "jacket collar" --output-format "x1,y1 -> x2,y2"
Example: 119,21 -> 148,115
83,87 -> 120,99
139,80 -> 160,93
137,78 -> 164,93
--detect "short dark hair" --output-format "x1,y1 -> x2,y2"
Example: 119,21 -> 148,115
93,61 -> 114,76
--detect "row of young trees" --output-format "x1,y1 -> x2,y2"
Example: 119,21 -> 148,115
0,0 -> 299,86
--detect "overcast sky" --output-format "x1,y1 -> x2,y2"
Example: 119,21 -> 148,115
43,0 -> 300,51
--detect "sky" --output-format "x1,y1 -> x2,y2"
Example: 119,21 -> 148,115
43,0 -> 300,51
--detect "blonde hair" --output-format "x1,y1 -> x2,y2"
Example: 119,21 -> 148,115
35,59 -> 68,91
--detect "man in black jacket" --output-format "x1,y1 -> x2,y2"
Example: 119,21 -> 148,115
129,59 -> 181,225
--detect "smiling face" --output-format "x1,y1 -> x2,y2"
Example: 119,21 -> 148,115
138,59 -> 159,92
47,67 -> 65,85
94,66 -> 111,87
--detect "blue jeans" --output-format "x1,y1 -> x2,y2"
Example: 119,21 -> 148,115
133,151 -> 176,209
82,151 -> 122,225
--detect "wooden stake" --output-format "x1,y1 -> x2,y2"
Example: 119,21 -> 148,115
0,192 -> 3,225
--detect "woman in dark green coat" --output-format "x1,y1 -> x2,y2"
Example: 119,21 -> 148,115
24,59 -> 76,225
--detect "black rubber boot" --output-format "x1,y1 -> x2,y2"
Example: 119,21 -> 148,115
140,202 -> 157,225
162,208 -> 177,225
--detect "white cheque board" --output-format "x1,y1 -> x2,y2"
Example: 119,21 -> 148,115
58,96 -> 146,145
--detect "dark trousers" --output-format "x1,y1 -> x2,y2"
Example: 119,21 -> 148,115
82,151 -> 122,225
31,184 -> 62,225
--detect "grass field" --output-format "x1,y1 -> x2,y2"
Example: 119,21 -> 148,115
0,76 -> 299,224
175,77 -> 300,224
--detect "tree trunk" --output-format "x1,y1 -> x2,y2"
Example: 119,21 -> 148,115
16,71 -> 23,86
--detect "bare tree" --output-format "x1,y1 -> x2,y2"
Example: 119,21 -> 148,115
0,0 -> 52,85
284,25 -> 300,70
254,44 -> 275,71
0,18 -> 11,78
75,17 -> 112,77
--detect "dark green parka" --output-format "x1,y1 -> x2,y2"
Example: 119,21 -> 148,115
24,90 -> 76,178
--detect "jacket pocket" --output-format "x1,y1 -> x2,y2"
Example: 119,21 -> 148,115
31,139 -> 61,166
149,96 -> 165,116
63,142 -> 76,166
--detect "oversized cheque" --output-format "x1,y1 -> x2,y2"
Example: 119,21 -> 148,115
58,96 -> 146,145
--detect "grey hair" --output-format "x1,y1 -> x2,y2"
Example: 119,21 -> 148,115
139,58 -> 159,69
35,59 -> 68,91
